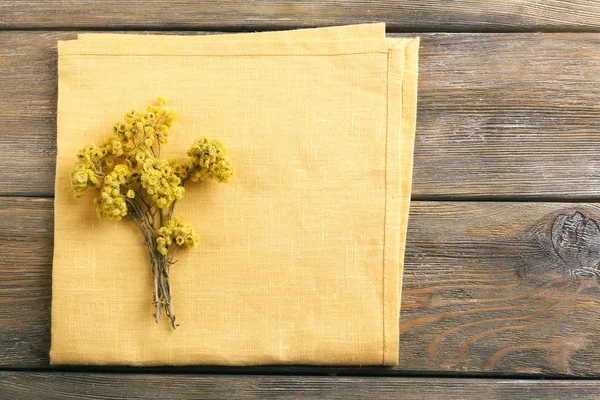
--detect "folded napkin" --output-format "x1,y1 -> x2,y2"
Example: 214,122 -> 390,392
51,24 -> 419,366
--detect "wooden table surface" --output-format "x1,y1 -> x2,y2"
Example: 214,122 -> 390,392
3,1 -> 600,399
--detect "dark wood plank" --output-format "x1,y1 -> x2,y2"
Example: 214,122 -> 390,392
1,32 -> 64,197
4,373 -> 600,400
0,197 -> 53,367
400,202 -> 600,376
3,32 -> 600,198
5,198 -> 600,376
414,33 -> 600,200
3,1 -> 600,31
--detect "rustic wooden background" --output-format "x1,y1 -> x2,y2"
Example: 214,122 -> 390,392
2,1 -> 600,399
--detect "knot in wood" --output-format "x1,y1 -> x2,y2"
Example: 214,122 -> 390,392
551,211 -> 600,278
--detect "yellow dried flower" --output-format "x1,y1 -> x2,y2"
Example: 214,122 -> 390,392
156,216 -> 199,256
94,164 -> 131,220
73,170 -> 88,184
186,137 -> 235,183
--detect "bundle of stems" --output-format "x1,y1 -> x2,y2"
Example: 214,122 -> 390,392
129,192 -> 181,328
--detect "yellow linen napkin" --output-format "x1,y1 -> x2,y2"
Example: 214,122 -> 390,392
51,24 -> 419,366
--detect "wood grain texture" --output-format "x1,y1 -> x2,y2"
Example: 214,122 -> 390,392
3,32 -> 600,198
2,1 -> 600,31
3,373 -> 600,400
0,198 -> 53,367
1,32 -> 62,197
400,202 -> 600,376
5,198 -> 600,377
414,32 -> 600,199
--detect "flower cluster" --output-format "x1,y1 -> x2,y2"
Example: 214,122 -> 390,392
156,216 -> 199,256
69,144 -> 105,197
114,96 -> 176,154
93,164 -> 131,220
70,99 -> 235,219
186,137 -> 235,183
139,158 -> 184,209
101,138 -> 125,158
168,158 -> 189,181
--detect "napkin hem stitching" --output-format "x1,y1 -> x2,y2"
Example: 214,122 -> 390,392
59,51 -> 391,57
382,48 -> 391,365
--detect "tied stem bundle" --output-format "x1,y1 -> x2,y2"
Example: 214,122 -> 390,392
69,98 -> 235,328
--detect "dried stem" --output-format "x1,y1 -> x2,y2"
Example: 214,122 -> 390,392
128,198 -> 178,329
